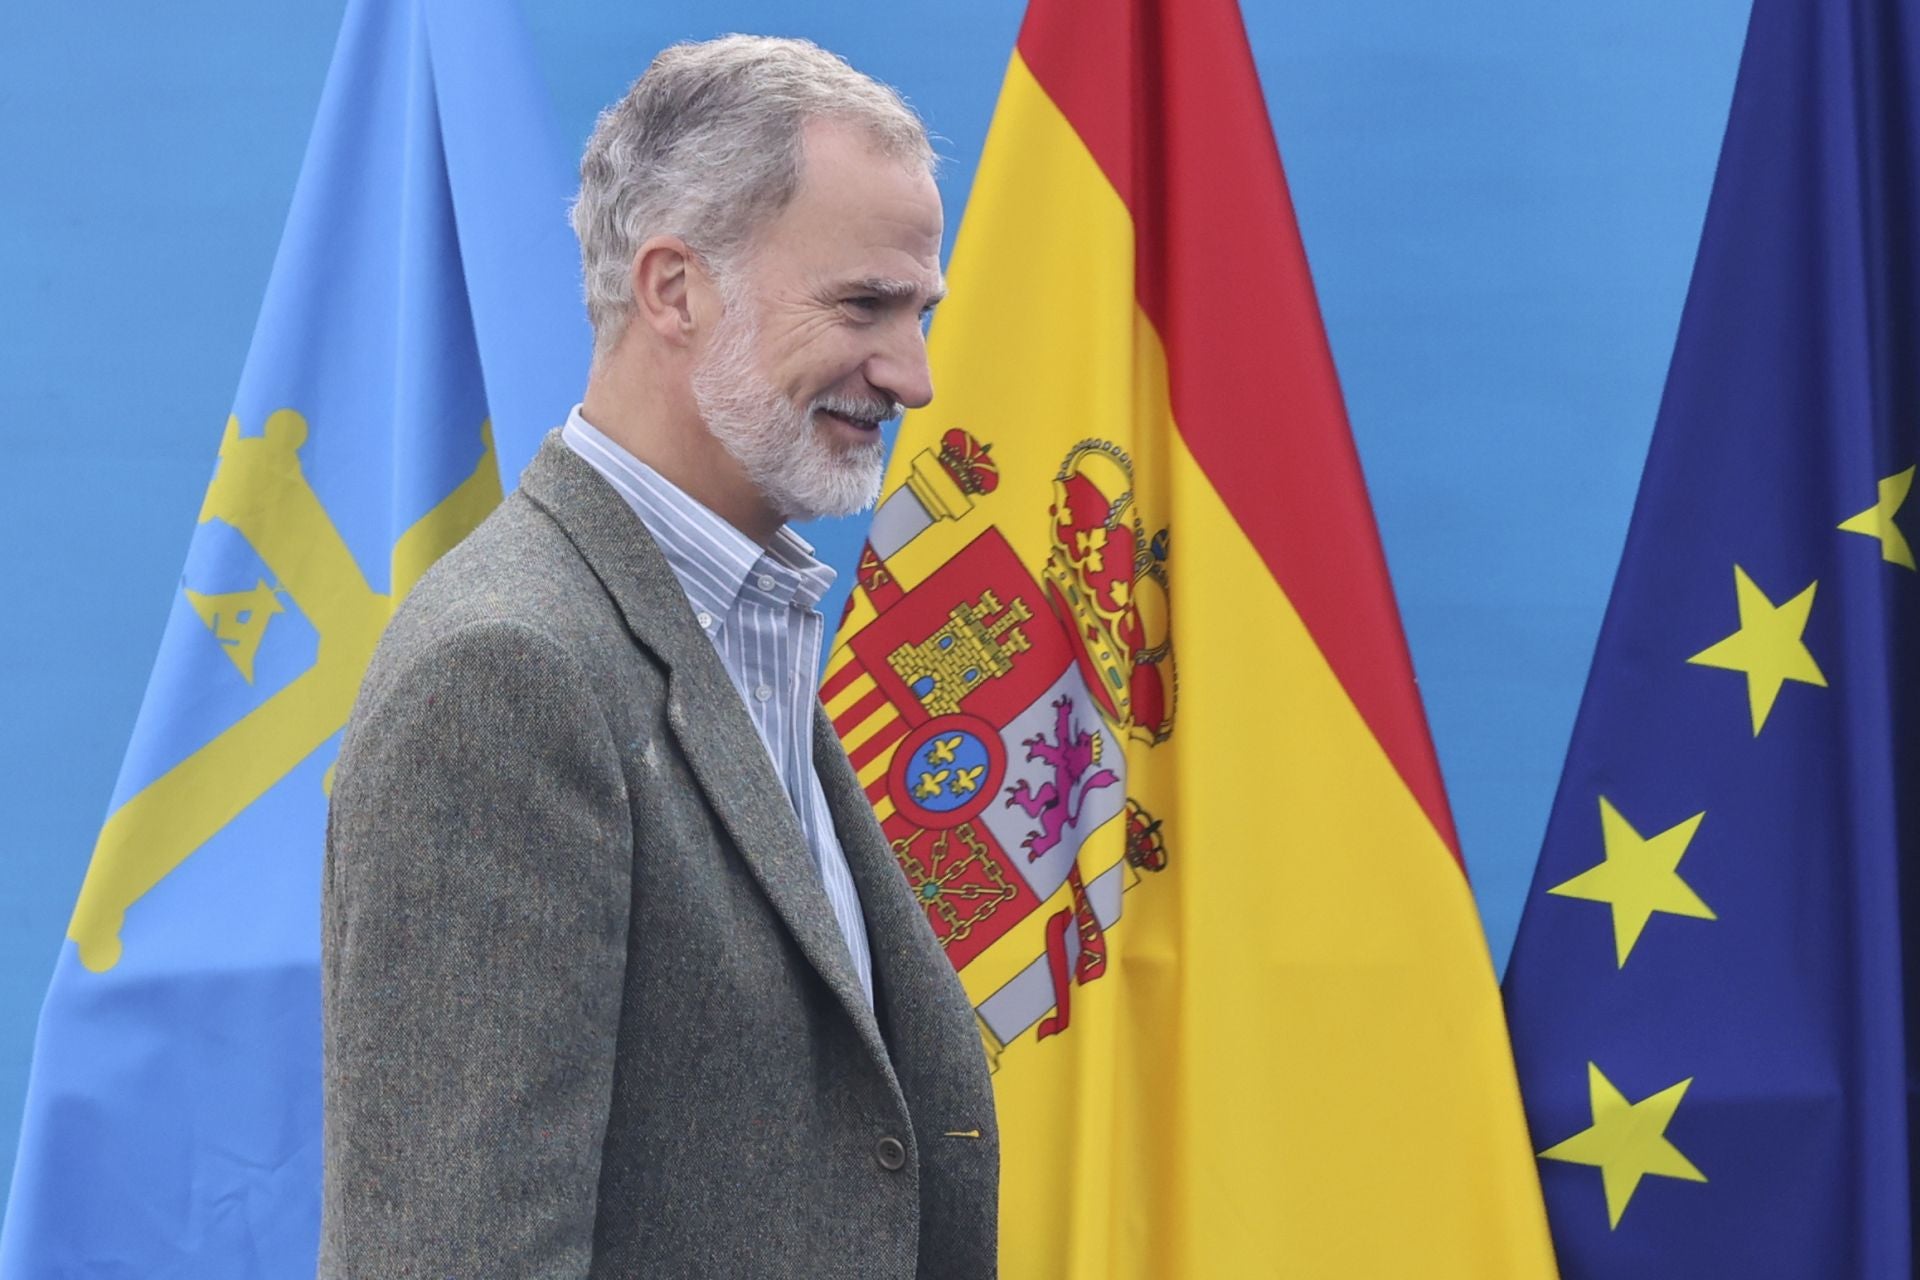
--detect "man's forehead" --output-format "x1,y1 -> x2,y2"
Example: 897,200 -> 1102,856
757,122 -> 945,294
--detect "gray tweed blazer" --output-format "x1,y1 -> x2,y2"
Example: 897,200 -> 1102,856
320,432 -> 999,1278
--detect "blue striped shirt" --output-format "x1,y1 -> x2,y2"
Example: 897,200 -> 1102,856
563,408 -> 873,1007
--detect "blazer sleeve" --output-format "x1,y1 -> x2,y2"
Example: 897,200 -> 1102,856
319,619 -> 631,1277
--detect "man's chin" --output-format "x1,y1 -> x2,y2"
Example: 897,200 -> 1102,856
775,460 -> 884,523
795,483 -> 883,523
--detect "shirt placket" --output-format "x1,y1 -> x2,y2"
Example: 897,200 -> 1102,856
743,560 -> 798,808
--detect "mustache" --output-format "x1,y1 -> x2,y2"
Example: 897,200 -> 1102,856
812,393 -> 903,427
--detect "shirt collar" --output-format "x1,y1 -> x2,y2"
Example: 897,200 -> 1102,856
562,406 -> 835,620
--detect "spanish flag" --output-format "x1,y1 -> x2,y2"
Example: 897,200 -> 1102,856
825,0 -> 1556,1272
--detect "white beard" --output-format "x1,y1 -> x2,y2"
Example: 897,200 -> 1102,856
691,291 -> 895,523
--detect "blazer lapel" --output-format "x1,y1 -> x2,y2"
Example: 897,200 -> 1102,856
812,706 -> 957,1049
516,432 -> 891,1075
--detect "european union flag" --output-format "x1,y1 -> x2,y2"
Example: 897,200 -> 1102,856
1502,0 -> 1920,1274
0,0 -> 587,1273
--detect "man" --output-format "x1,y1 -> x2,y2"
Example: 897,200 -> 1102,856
320,36 -> 998,1278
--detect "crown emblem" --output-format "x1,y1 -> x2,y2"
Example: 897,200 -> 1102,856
901,427 -> 1001,529
1041,440 -> 1175,744
937,428 -> 999,496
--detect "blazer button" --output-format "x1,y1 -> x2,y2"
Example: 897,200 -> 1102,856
875,1136 -> 907,1171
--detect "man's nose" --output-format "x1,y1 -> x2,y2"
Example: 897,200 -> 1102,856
867,318 -> 934,411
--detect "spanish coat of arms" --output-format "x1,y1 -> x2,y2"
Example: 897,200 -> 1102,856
825,429 -> 1175,1066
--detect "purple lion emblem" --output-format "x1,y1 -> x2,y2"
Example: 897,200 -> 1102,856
1005,696 -> 1120,861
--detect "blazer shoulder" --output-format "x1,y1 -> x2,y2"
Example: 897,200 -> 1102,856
403,492 -> 604,634
356,492 -> 651,714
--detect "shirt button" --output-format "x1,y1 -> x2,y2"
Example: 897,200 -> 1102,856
756,573 -> 775,591
754,685 -> 773,702
875,1136 -> 907,1172
695,610 -> 713,629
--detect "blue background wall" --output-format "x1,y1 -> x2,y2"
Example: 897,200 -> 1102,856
0,0 -> 1753,1204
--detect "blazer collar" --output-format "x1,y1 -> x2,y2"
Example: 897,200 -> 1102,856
560,409 -> 836,623
516,430 -> 896,1084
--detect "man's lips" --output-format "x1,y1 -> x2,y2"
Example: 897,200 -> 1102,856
819,408 -> 884,432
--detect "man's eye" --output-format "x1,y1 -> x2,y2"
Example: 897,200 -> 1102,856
844,297 -> 879,314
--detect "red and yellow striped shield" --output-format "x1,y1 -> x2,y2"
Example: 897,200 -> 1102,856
826,1 -> 1557,1272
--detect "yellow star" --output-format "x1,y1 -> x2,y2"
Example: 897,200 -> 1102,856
1548,798 -> 1714,966
1539,1063 -> 1706,1228
1837,466 -> 1916,569
1687,565 -> 1826,734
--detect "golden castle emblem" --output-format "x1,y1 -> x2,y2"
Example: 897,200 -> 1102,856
887,589 -> 1034,717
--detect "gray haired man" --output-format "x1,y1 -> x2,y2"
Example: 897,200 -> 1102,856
321,36 -> 998,1278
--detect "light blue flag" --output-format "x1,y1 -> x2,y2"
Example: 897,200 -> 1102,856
0,0 -> 588,1273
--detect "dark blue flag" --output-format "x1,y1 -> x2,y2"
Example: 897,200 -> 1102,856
1502,0 -> 1920,1274
0,0 -> 587,1274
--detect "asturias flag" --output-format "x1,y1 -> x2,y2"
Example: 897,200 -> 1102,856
1503,0 -> 1920,1273
826,0 -> 1557,1272
0,0 -> 586,1273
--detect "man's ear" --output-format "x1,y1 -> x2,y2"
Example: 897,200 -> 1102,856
630,236 -> 696,344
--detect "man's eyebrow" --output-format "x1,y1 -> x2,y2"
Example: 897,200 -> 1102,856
846,276 -> 948,306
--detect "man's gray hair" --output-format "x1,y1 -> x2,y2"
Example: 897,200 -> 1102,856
572,35 -> 935,358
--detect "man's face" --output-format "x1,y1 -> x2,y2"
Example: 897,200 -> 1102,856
691,119 -> 946,523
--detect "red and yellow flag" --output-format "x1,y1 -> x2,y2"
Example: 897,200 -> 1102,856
826,0 -> 1556,1271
